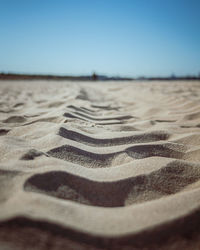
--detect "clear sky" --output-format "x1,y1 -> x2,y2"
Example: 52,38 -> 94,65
0,0 -> 200,77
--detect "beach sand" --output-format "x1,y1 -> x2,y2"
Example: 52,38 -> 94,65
0,80 -> 200,249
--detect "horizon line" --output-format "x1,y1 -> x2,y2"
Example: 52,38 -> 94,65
1,71 -> 200,78
1,72 -> 200,81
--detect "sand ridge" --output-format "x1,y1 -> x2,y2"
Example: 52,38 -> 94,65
0,80 -> 200,249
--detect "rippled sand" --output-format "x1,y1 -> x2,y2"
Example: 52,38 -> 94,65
1,80 -> 200,250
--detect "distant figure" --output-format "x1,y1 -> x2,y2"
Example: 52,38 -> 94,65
92,72 -> 98,81
170,73 -> 176,80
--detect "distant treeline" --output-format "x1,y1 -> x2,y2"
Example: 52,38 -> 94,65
0,73 -> 200,81
0,73 -> 132,81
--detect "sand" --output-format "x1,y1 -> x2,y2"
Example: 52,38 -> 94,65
0,80 -> 200,249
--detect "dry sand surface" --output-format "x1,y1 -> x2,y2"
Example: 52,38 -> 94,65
0,80 -> 200,250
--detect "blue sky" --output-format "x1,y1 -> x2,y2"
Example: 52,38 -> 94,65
0,0 -> 200,77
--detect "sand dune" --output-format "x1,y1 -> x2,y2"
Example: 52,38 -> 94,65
0,80 -> 200,249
